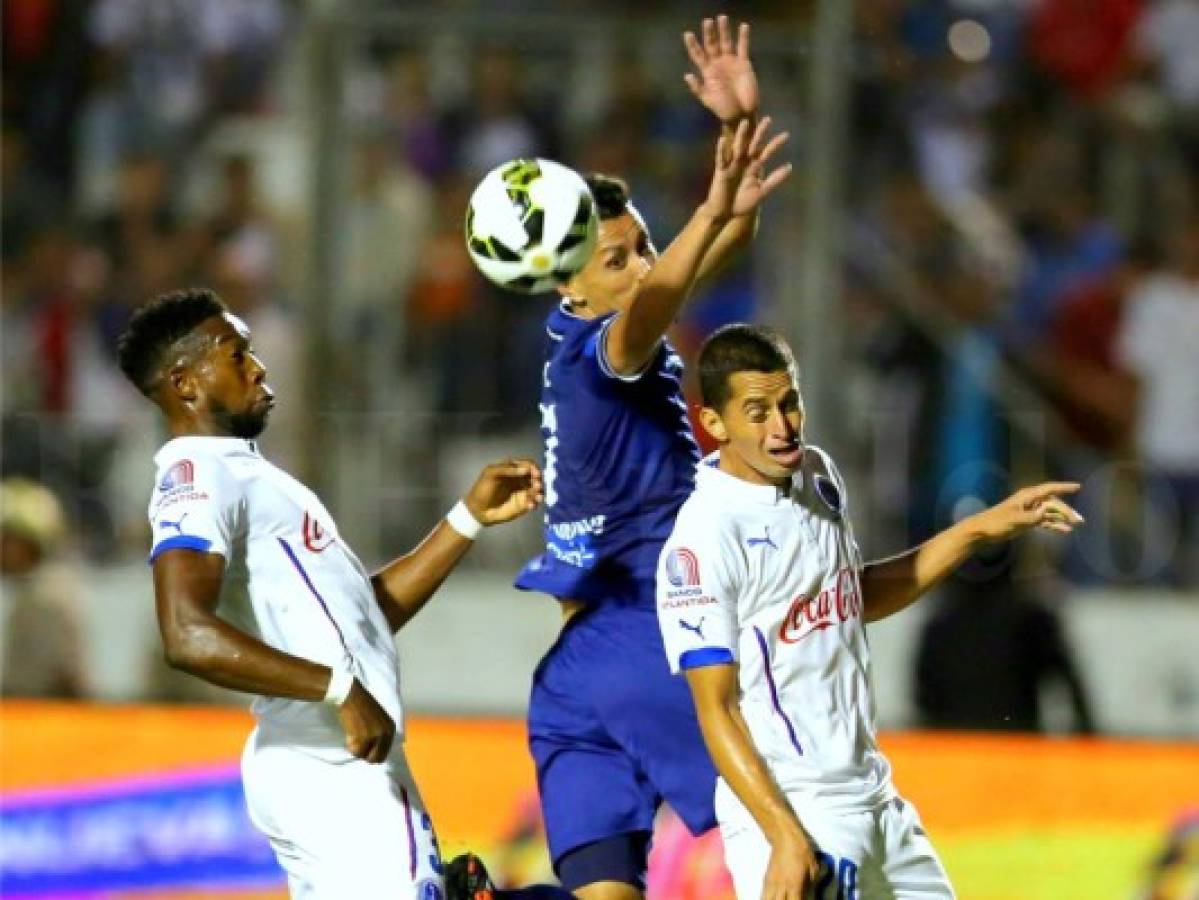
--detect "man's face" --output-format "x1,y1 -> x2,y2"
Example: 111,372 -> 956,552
185,313 -> 274,438
561,210 -> 657,315
705,370 -> 805,486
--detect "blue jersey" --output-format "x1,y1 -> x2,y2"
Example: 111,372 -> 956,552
515,301 -> 701,609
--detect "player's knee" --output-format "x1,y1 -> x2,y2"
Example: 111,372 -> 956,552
570,882 -> 643,900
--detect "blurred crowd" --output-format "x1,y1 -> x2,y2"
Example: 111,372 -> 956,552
2,0 -> 1197,708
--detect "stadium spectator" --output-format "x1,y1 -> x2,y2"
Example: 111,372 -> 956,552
915,544 -> 1096,733
1117,218 -> 1199,587
0,479 -> 88,699
1028,0 -> 1143,101
1011,178 -> 1124,342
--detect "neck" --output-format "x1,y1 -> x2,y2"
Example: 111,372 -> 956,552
717,448 -> 790,492
165,413 -> 235,440
561,294 -> 616,320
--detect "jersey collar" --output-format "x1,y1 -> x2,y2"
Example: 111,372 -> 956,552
697,451 -> 804,506
154,435 -> 262,467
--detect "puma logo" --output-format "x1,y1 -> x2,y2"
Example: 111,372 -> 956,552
747,527 -> 778,550
679,617 -> 706,640
159,513 -> 189,536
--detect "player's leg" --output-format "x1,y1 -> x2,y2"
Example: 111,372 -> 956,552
715,780 -> 874,900
446,839 -> 650,900
242,727 -> 443,898
445,852 -> 575,900
716,801 -> 773,900
874,797 -> 955,900
592,605 -> 719,839
557,833 -> 652,900
241,728 -> 322,898
528,614 -> 659,897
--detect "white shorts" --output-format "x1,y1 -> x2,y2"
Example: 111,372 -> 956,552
717,781 -> 954,900
241,725 -> 444,899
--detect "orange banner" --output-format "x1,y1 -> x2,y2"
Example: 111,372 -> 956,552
3,702 -> 1196,899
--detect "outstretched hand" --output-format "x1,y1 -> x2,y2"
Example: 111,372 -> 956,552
683,15 -> 759,123
463,459 -> 544,526
968,482 -> 1085,543
701,117 -> 792,221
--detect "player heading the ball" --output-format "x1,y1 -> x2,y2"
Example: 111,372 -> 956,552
466,14 -> 795,900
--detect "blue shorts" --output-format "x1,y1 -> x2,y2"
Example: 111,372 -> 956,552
528,601 -> 718,866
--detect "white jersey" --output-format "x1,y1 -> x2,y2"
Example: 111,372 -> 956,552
656,448 -> 894,811
147,436 -> 402,738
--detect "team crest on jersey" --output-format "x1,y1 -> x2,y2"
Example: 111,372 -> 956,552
158,459 -> 194,492
416,879 -> 444,900
665,547 -> 701,588
302,511 -> 335,553
814,474 -> 842,516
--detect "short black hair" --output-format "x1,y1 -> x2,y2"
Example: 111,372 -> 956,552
117,288 -> 227,396
699,324 -> 796,412
584,173 -> 631,220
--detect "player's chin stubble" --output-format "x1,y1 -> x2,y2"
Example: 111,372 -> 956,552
211,401 -> 269,439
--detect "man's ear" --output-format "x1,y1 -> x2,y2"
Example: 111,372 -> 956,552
168,363 -> 199,404
699,405 -> 728,444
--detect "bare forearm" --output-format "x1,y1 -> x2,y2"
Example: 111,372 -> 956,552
371,520 -> 473,633
165,617 -> 332,700
698,703 -> 807,848
612,207 -> 728,369
860,518 -> 983,622
693,118 -> 760,285
695,209 -> 758,286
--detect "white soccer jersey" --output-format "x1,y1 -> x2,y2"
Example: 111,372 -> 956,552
657,448 -> 894,811
148,436 -> 402,737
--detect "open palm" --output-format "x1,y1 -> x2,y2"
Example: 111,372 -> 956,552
703,117 -> 791,219
683,16 -> 759,123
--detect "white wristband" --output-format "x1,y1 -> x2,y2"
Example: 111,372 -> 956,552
446,500 -> 483,540
324,666 -> 354,707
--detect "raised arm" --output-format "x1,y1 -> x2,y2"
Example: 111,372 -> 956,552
682,15 -> 767,286
153,548 -> 396,762
606,118 -> 791,374
860,482 -> 1083,623
370,459 -> 542,632
685,663 -> 820,899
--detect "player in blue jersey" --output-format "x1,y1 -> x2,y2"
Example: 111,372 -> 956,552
503,17 -> 792,900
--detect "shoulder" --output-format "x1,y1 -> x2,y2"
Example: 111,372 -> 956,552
154,445 -> 238,483
803,444 -> 841,482
546,302 -> 605,344
545,305 -> 609,375
150,444 -> 246,512
670,486 -> 744,551
804,444 -> 853,510
552,306 -> 662,384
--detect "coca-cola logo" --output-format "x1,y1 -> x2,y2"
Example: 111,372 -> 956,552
778,568 -> 861,643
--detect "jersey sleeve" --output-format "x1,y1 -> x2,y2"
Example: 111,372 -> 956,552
147,453 -> 243,563
585,315 -> 658,383
656,506 -> 742,675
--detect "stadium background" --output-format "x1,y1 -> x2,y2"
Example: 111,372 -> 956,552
2,1 -> 1198,898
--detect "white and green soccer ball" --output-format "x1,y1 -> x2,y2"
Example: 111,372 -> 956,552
465,158 -> 598,295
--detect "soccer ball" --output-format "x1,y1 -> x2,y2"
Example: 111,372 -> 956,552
465,158 -> 598,295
